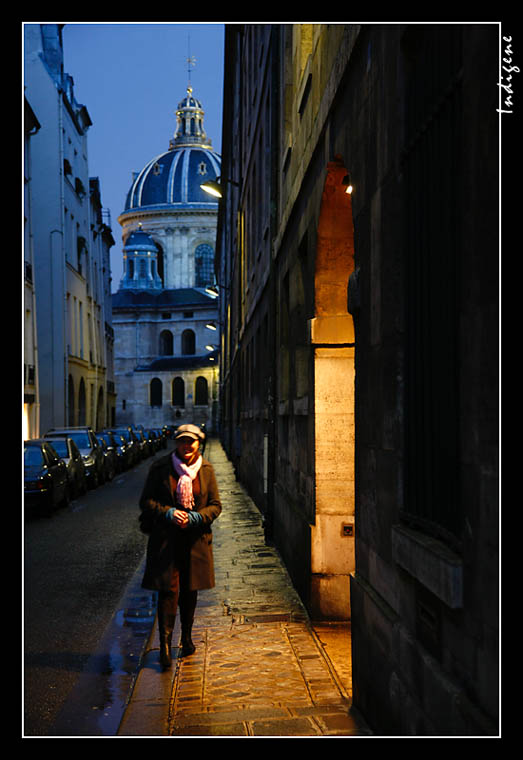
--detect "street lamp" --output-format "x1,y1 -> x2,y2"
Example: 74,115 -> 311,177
200,176 -> 239,199
205,283 -> 230,298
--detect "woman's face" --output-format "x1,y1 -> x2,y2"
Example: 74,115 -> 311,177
176,436 -> 200,464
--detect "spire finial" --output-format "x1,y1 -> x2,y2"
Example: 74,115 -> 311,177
187,35 -> 196,90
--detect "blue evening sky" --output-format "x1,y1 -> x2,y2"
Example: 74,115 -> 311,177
61,22 -> 225,291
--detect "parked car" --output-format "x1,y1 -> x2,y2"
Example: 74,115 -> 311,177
44,427 -> 105,489
155,428 -> 167,449
162,424 -> 176,439
99,430 -> 128,472
108,427 -> 140,466
24,439 -> 70,515
147,429 -> 161,453
44,436 -> 87,498
139,429 -> 153,458
144,428 -> 158,456
131,425 -> 151,458
97,436 -> 116,482
113,431 -> 134,470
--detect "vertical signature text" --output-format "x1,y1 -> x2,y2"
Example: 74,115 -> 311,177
498,35 -> 519,114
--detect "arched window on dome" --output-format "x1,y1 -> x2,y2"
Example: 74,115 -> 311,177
139,259 -> 147,278
159,330 -> 173,356
172,377 -> 185,407
182,329 -> 196,355
150,378 -> 162,407
195,244 -> 214,288
195,376 -> 208,406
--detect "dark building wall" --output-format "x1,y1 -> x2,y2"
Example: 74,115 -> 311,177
217,23 -> 499,734
342,24 -> 499,734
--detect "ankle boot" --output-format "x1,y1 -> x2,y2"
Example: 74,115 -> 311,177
160,632 -> 173,669
179,590 -> 197,657
181,625 -> 196,657
158,591 -> 177,670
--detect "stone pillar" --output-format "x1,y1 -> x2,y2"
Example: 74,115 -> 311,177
310,316 -> 355,619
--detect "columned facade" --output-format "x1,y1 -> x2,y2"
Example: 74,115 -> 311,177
113,86 -> 221,431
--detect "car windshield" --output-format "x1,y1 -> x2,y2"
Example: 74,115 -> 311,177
67,433 -> 91,449
49,440 -> 68,457
24,446 -> 44,467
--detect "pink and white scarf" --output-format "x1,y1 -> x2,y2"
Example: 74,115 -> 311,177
172,453 -> 202,510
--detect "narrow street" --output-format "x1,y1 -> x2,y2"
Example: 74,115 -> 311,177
23,444 -> 170,736
25,435 -> 371,737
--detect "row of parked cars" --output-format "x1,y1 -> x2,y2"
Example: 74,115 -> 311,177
24,424 -> 169,516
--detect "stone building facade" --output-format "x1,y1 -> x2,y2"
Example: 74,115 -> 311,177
23,24 -> 116,436
217,23 -> 499,735
24,96 -> 41,440
112,87 -> 220,430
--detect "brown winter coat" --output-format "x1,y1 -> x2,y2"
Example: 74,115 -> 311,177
139,453 -> 222,592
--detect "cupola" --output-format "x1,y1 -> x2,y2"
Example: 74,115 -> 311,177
119,225 -> 163,291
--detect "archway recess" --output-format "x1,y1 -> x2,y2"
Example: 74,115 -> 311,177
309,155 -> 355,620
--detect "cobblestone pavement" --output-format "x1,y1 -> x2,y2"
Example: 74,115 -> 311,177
120,437 -> 372,738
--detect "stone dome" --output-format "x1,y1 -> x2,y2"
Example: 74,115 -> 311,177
122,227 -> 158,253
123,86 -> 221,213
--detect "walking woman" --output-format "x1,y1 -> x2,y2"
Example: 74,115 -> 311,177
139,424 -> 222,670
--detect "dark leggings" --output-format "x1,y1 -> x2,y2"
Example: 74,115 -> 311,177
157,588 -> 198,633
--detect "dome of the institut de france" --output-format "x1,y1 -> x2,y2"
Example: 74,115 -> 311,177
112,86 -> 221,429
116,85 -> 221,292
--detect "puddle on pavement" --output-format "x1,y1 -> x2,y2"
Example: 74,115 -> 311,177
50,591 -> 156,736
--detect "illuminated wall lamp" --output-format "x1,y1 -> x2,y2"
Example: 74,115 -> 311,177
200,176 -> 239,199
205,283 -> 230,298
342,173 -> 354,194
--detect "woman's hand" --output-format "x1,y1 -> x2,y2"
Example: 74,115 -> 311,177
171,509 -> 190,529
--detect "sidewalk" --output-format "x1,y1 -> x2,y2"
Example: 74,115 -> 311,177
118,438 -> 372,738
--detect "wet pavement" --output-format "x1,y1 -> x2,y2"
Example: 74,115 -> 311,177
117,437 -> 372,738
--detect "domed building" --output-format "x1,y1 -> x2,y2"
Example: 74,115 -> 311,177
112,86 -> 220,431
